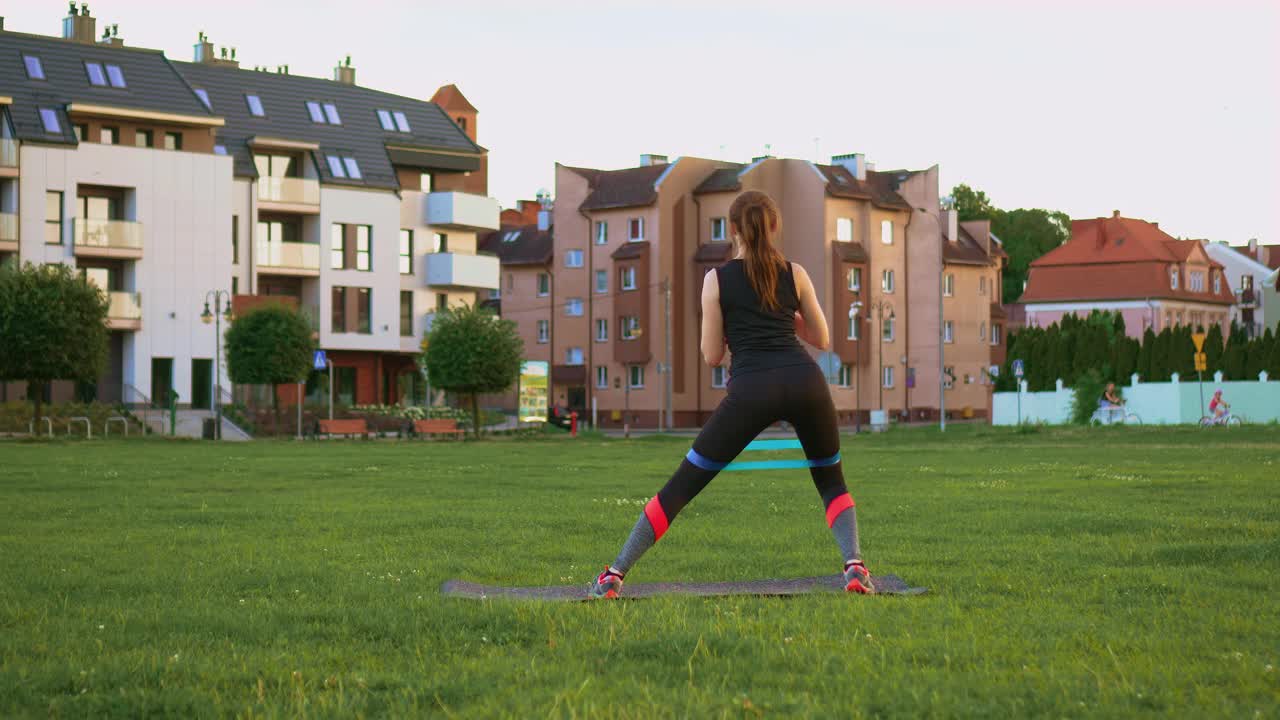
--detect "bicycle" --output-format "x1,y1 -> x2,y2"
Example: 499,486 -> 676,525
1091,404 -> 1142,426
1200,406 -> 1243,428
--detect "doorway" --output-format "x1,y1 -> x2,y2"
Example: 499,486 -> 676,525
151,357 -> 173,408
191,359 -> 212,410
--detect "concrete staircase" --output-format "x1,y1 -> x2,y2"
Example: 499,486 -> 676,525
149,409 -> 252,440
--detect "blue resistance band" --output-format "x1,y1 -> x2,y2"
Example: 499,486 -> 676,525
686,439 -> 841,472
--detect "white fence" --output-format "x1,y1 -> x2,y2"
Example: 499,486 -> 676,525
993,371 -> 1278,425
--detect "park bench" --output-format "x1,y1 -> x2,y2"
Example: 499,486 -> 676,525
413,418 -> 466,440
317,418 -> 370,439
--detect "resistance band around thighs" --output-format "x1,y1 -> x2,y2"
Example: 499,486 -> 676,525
685,438 -> 841,472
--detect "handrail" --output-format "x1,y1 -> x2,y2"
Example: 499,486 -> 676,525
121,383 -> 155,434
105,416 -> 129,437
28,417 -> 53,437
68,416 -> 92,439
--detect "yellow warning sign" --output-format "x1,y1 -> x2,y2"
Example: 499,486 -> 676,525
1192,332 -> 1207,352
1194,352 -> 1207,372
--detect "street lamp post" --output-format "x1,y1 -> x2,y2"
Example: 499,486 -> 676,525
849,300 -> 863,433
864,299 -> 895,415
200,291 -> 233,440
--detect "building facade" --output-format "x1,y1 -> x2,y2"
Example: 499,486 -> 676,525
1202,239 -> 1280,338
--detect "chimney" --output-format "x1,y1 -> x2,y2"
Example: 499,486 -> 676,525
537,210 -> 551,232
1112,209 -> 1121,218
194,31 -> 214,62
62,2 -> 96,43
639,154 -> 668,167
941,209 -> 958,241
98,22 -> 122,47
831,153 -> 866,181
334,56 -> 356,85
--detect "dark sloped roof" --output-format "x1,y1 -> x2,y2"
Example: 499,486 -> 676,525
814,165 -> 911,210
693,242 -> 732,264
611,241 -> 649,260
989,302 -> 1008,320
579,165 -> 669,211
832,240 -> 869,264
693,166 -> 743,194
478,225 -> 552,266
173,61 -> 481,189
0,30 -> 216,144
944,227 -> 994,266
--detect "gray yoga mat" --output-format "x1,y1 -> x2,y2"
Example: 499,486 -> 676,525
441,573 -> 927,601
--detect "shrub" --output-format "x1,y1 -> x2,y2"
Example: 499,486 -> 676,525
1070,369 -> 1111,425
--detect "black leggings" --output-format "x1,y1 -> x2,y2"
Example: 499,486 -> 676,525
642,362 -> 850,538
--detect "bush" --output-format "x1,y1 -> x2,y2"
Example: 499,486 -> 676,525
1070,369 -> 1112,425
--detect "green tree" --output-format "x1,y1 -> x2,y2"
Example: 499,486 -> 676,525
994,208 -> 1073,304
0,262 -> 110,425
422,304 -> 524,437
1136,328 -> 1156,381
946,183 -> 996,220
224,302 -> 314,432
1203,323 -> 1225,376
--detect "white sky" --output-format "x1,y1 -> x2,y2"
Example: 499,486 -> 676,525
6,0 -> 1278,243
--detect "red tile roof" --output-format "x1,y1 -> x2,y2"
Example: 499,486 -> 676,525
430,84 -> 477,113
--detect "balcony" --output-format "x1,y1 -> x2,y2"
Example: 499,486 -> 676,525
0,139 -> 17,175
425,252 -> 499,290
256,240 -> 321,276
74,218 -> 143,259
425,191 -> 500,232
0,212 -> 16,252
257,177 -> 320,214
1236,288 -> 1258,308
106,291 -> 142,331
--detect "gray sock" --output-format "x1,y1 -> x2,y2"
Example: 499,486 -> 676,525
829,507 -> 861,565
611,512 -> 657,575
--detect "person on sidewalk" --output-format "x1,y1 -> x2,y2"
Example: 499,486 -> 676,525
588,190 -> 873,598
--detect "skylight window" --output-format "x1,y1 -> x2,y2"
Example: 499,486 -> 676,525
39,108 -> 61,134
307,101 -> 325,123
245,94 -> 265,117
194,88 -> 211,109
105,64 -> 126,88
377,110 -> 394,130
342,157 -> 361,179
23,55 -> 45,80
86,62 -> 107,86
326,155 -> 346,178
323,103 -> 341,125
393,111 -> 410,132
214,145 -> 227,156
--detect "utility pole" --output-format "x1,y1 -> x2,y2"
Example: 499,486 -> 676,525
664,277 -> 673,431
940,254 -> 946,432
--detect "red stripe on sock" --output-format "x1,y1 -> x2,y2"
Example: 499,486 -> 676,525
644,495 -> 670,540
825,493 -> 855,528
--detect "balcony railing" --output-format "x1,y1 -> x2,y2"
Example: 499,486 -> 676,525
0,139 -> 17,168
258,176 -> 320,206
1236,288 -> 1258,308
425,252 -> 500,290
74,218 -> 143,252
106,291 -> 142,330
425,191 -> 500,232
0,212 -> 16,243
257,240 -> 320,273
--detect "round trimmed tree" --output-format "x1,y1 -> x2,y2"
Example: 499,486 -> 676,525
0,262 -> 109,425
224,302 -> 314,432
422,304 -> 523,437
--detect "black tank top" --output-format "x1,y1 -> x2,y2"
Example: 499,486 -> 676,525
715,259 -> 814,378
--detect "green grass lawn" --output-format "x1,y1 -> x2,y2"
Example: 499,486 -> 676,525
1,426 -> 1278,718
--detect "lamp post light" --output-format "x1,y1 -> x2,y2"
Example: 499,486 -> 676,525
863,299 -> 895,414
849,300 -> 863,433
200,290 -> 233,440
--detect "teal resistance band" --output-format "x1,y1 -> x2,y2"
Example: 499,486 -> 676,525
685,439 -> 841,472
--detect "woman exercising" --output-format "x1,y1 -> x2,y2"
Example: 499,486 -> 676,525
589,190 -> 873,598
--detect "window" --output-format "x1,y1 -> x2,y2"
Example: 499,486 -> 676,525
342,157 -> 362,180
399,230 -> 413,274
943,367 -> 954,390
838,364 -> 852,388
847,315 -> 859,340
324,103 -> 341,125
1190,271 -> 1205,292
883,316 -> 896,342
194,88 -> 211,109
629,217 -> 644,241
537,320 -> 549,343
507,274 -> 514,290
400,291 -> 413,336
135,129 -> 153,148
595,318 -> 608,342
991,324 -> 1002,345
330,224 -> 345,269
1214,273 -> 1222,294
882,269 -> 895,293
566,347 -> 584,365
377,110 -> 394,130
943,273 -> 954,297
105,65 -> 126,88
39,108 -> 61,134
712,366 -> 727,388
45,191 -> 63,245
214,145 -> 227,156
457,117 -> 468,132
245,94 -> 265,117
621,316 -> 640,340
100,127 -> 117,145
1170,267 -> 1179,289
566,298 -> 584,317
393,111 -> 410,132
629,365 -> 645,388
256,153 -> 299,178
23,55 -> 45,80
73,123 -> 87,141
537,273 -> 550,297
355,226 -> 371,271
502,230 -> 518,243
565,250 -> 584,268
356,288 -> 372,333
621,267 -> 637,291
979,276 -> 987,296
880,219 -> 893,245
307,102 -> 325,123
231,215 -> 239,264
331,287 -> 346,333
259,218 -> 301,245
420,173 -> 434,192
847,267 -> 861,292
836,217 -> 853,242
86,62 -> 107,86
327,155 -> 346,178
979,322 -> 986,341
488,288 -> 501,300
164,132 -> 182,151
595,221 -> 608,245
882,366 -> 895,389
232,277 -> 239,294
595,269 -> 608,294
433,233 -> 449,253
436,293 -> 448,311
596,366 -> 609,389
944,321 -> 954,343
711,217 -> 727,242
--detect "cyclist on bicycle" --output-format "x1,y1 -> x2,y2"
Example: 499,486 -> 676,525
1209,389 -> 1229,420
1100,382 -> 1124,422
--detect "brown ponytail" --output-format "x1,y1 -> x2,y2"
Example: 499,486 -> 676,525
728,190 -> 786,311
